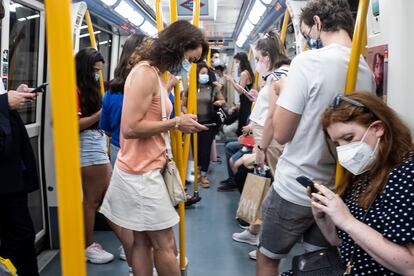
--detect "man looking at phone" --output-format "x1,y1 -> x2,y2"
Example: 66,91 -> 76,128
0,1 -> 40,273
256,1 -> 375,275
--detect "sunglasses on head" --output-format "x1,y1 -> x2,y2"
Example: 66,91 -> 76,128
330,95 -> 365,110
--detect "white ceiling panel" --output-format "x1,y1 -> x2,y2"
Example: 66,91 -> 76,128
142,0 -> 244,39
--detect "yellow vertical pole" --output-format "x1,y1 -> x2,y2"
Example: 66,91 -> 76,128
336,0 -> 369,187
155,0 -> 164,32
85,10 -> 104,96
170,0 -> 178,23
280,9 -> 290,45
165,0 -> 187,272
206,47 -> 211,67
44,1 -> 86,276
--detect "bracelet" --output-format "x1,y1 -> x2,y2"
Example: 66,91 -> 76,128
174,116 -> 181,130
257,145 -> 266,152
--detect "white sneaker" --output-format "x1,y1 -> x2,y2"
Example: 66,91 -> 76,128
232,230 -> 258,246
129,266 -> 133,276
119,246 -> 127,261
176,253 -> 189,267
153,267 -> 158,276
85,242 -> 114,264
248,250 -> 257,260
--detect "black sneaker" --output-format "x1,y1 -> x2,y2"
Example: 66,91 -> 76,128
217,184 -> 238,192
220,178 -> 231,185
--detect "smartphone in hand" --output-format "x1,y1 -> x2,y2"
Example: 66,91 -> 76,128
202,123 -> 217,127
296,176 -> 318,194
31,83 -> 48,93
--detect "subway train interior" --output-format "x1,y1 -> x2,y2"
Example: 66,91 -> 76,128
0,0 -> 413,275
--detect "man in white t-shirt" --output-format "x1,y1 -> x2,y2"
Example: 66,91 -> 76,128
256,0 -> 376,275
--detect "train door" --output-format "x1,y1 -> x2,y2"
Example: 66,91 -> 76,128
1,0 -> 47,251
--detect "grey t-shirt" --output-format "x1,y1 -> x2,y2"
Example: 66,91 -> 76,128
274,44 -> 375,207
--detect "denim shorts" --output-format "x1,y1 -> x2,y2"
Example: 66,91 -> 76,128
79,129 -> 109,167
231,147 -> 252,163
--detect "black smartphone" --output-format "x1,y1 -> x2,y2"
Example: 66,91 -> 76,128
31,82 -> 48,93
203,123 -> 217,127
296,176 -> 318,194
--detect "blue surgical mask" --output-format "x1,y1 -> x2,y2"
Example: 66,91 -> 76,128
212,58 -> 220,67
198,74 -> 209,84
94,73 -> 100,81
171,59 -> 192,76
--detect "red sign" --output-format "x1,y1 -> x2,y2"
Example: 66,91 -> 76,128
180,0 -> 205,12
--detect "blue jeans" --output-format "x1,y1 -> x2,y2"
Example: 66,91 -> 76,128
109,143 -> 120,168
225,139 -> 242,182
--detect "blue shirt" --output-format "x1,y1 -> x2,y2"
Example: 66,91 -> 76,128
100,90 -> 123,147
169,91 -> 175,118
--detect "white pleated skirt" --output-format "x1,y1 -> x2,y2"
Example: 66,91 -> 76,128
100,164 -> 179,231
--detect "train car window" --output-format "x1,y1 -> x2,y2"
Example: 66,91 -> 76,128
9,1 -> 40,125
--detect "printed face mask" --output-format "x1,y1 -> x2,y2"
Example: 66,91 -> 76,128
304,24 -> 323,50
336,126 -> 380,175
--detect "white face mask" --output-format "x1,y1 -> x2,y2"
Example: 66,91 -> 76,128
255,56 -> 270,75
336,126 -> 380,175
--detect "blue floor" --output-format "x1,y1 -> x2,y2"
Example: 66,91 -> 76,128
40,145 -> 302,276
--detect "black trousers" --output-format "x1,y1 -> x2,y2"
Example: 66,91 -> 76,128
0,193 -> 39,276
197,126 -> 217,173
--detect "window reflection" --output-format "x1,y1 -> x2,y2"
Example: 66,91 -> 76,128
9,1 -> 40,125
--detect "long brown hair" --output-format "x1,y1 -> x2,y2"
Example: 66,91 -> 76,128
128,20 -> 208,73
255,29 -> 291,70
321,92 -> 414,208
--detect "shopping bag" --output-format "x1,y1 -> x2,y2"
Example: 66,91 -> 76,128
236,173 -> 271,224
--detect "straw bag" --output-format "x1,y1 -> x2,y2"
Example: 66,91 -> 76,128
159,76 -> 186,206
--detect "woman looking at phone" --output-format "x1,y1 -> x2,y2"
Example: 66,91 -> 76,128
99,20 -> 208,275
225,52 -> 254,136
182,62 -> 226,187
311,92 -> 414,275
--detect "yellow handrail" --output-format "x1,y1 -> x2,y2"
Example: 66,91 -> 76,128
155,0 -> 164,32
85,10 -> 104,96
44,0 -> 86,275
207,47 -> 211,67
280,9 -> 290,45
167,0 -> 187,271
336,0 -> 370,187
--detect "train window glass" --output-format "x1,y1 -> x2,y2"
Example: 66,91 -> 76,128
9,1 -> 40,124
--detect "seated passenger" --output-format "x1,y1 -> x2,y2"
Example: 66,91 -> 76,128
99,20 -> 208,276
257,0 -> 375,275
312,92 -> 414,275
182,62 -> 226,188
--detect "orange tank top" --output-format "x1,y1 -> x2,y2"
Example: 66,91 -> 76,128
116,62 -> 172,174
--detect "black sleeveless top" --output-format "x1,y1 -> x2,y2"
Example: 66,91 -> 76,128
237,79 -> 253,136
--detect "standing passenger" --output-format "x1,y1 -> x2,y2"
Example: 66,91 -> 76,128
182,62 -> 226,187
100,34 -> 146,269
99,20 -> 208,276
225,52 -> 254,136
232,30 -> 290,254
0,3 -> 39,270
75,47 -> 114,264
256,1 -> 375,275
